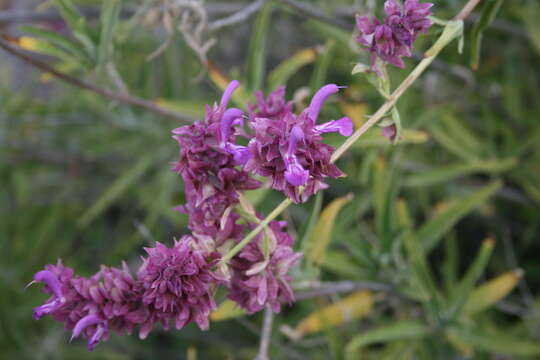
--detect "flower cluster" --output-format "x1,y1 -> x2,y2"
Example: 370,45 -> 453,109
228,220 -> 301,313
244,84 -> 352,203
356,0 -> 433,72
35,81 -> 349,349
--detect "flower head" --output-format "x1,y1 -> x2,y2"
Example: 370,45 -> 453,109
31,261 -> 146,350
228,220 -> 301,313
356,0 -> 433,72
137,237 -> 220,333
245,84 -> 352,203
172,81 -> 260,233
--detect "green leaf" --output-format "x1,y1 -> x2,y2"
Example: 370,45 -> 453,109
446,238 -> 495,318
417,181 -> 502,253
19,26 -> 87,62
470,0 -> 504,70
77,156 -> 153,228
449,326 -> 540,356
306,193 -> 353,267
98,0 -> 122,67
391,107 -> 402,145
345,321 -> 429,357
246,2 -> 273,92
405,159 -> 516,187
299,191 -> 323,252
268,47 -> 319,90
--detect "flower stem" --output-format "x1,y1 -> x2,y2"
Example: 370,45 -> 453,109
221,198 -> 293,263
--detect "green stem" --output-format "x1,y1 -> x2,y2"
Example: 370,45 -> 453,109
221,198 -> 293,263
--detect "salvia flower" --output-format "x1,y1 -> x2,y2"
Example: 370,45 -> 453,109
31,261 -> 145,350
172,80 -> 260,233
137,237 -> 220,334
356,0 -> 433,72
245,84 -> 353,203
228,220 -> 301,313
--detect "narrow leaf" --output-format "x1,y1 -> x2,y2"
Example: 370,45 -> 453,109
470,0 -> 504,70
346,321 -> 429,355
447,237 -> 495,318
306,194 -> 353,267
98,0 -> 122,66
246,2 -> 273,92
268,47 -> 319,90
463,269 -> 523,315
417,181 -> 502,253
295,291 -> 374,337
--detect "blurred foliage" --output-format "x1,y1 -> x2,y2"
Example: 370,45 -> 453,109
1,0 -> 540,359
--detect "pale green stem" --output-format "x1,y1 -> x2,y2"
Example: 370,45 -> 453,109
221,198 -> 293,263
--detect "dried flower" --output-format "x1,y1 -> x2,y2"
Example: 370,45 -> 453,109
228,220 -> 301,314
137,237 -> 220,334
245,84 -> 352,203
356,0 -> 433,72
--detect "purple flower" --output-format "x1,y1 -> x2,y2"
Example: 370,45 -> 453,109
30,261 -> 146,350
228,220 -> 301,314
245,84 -> 352,203
137,237 -> 220,334
382,123 -> 398,142
172,81 -> 261,233
356,0 -> 433,72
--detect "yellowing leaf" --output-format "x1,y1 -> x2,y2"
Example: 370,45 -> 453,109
295,291 -> 374,336
210,300 -> 245,322
18,36 -> 40,51
340,102 -> 368,129
307,193 -> 353,267
463,269 -> 523,315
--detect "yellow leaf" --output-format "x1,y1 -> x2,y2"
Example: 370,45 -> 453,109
210,300 -> 245,322
307,193 -> 353,267
463,269 -> 523,315
340,102 -> 368,129
18,36 -> 40,51
295,291 -> 374,336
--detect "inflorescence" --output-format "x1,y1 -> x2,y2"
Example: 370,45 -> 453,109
30,81 -> 351,350
356,0 -> 433,74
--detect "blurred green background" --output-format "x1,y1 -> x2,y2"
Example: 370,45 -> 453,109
1,0 -> 540,359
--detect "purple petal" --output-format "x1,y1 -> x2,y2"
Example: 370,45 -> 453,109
284,157 -> 309,186
33,270 -> 63,299
384,0 -> 402,16
87,323 -> 107,351
225,143 -> 252,165
287,125 -> 305,155
307,84 -> 341,122
220,108 -> 244,144
71,314 -> 102,341
315,117 -> 353,136
220,80 -> 240,108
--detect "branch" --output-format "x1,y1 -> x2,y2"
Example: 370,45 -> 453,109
255,306 -> 274,360
275,0 -> 350,29
295,281 -> 393,300
0,38 -> 197,123
209,0 -> 266,32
